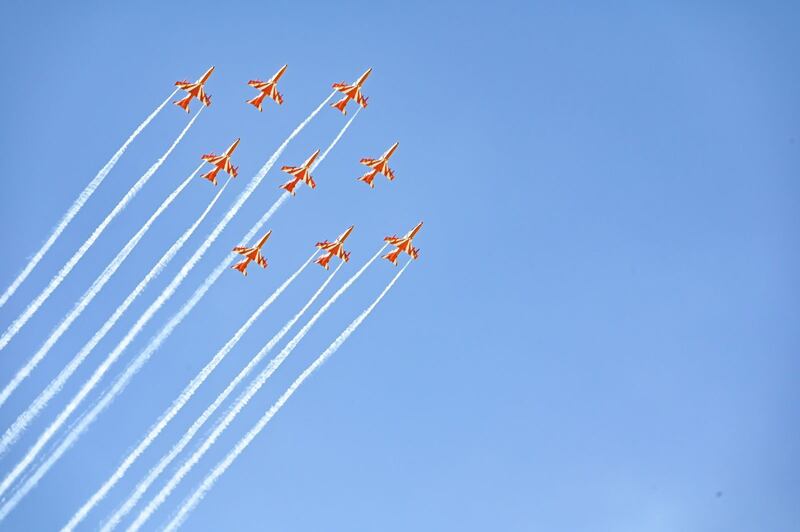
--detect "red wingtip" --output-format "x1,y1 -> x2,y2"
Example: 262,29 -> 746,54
247,92 -> 266,111
358,171 -> 376,188
331,98 -> 349,114
174,95 -> 192,112
315,254 -> 332,270
232,261 -> 249,276
280,180 -> 297,195
383,249 -> 401,265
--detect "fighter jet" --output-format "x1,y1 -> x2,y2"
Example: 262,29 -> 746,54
315,225 -> 354,269
174,66 -> 214,112
331,68 -> 371,114
384,222 -> 423,265
231,230 -> 271,276
247,64 -> 287,111
280,149 -> 319,195
200,138 -> 240,186
358,142 -> 398,188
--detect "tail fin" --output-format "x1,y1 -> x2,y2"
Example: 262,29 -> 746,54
280,179 -> 298,195
201,167 -> 220,186
383,248 -> 401,265
331,97 -> 349,114
247,92 -> 266,111
315,254 -> 332,270
232,261 -> 249,276
174,95 -> 193,112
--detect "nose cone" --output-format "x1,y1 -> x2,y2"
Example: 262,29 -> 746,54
231,138 -> 241,151
358,68 -> 372,84
276,64 -> 288,79
200,66 -> 215,83
341,225 -> 355,240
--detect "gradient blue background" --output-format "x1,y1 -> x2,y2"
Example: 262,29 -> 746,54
0,1 -> 797,530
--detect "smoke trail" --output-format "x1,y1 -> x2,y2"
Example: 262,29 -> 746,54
131,245 -> 385,530
114,105 -> 360,385
0,176 -> 230,514
0,93 -> 342,522
165,260 -> 411,532
0,162 -> 204,415
65,251 -> 318,531
0,106 -> 203,352
0,89 -> 178,310
102,262 -> 342,532
73,109 -> 359,527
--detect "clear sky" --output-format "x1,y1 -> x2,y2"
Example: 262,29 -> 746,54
0,1 -> 797,530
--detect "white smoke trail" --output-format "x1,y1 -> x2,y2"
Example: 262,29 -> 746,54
0,106 -> 203,352
65,251 -> 318,531
108,105 -> 360,393
0,89 -> 178,310
0,162 -> 204,416
73,108 -> 360,530
0,175 -> 231,514
165,260 -> 411,532
0,93 -> 343,522
131,245 -> 385,530
95,261 -> 341,532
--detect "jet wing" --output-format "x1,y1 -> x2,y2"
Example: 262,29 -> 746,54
360,157 -> 380,168
332,82 -> 352,93
202,153 -> 222,164
233,245 -> 253,256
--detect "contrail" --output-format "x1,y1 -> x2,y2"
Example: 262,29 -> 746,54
0,106 -> 203,352
131,245 -> 385,530
0,89 -> 178,310
100,262 -> 342,532
0,175 -> 231,512
0,162 -> 205,414
65,251 -> 319,531
0,93 -> 347,522
165,260 -> 411,532
70,108 -> 361,530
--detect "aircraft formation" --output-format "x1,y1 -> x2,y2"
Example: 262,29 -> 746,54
172,64 -> 423,276
0,62 -> 422,530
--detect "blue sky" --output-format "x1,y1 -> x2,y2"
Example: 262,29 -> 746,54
0,1 -> 798,530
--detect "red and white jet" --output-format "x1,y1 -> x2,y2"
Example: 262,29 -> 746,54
231,230 -> 271,276
174,66 -> 214,112
247,64 -> 287,111
315,225 -> 354,269
331,68 -> 371,114
200,138 -> 240,186
280,149 -> 319,195
359,142 -> 398,188
384,222 -> 423,265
